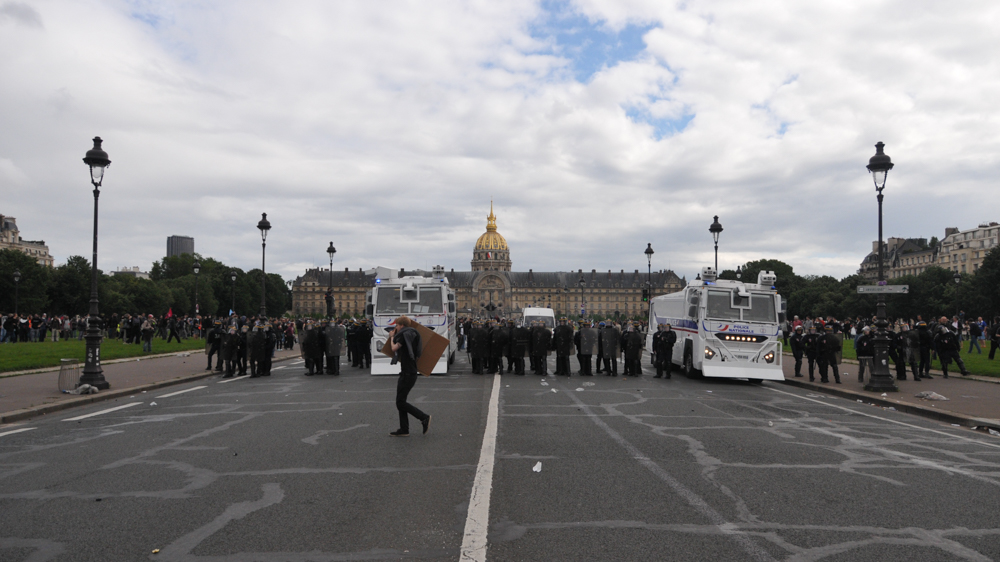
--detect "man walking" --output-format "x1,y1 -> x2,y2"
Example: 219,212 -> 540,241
388,316 -> 430,437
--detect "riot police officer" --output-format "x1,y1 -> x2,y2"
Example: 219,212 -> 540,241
512,321 -> 530,375
803,326 -> 819,381
553,318 -> 575,376
530,320 -> 552,375
601,321 -> 621,376
469,320 -> 488,374
789,325 -> 805,378
653,323 -> 676,378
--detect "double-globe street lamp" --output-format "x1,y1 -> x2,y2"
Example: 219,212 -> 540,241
193,260 -> 201,315
953,271 -> 961,319
80,137 -> 111,390
326,242 -> 337,319
13,269 -> 20,315
709,216 -> 723,272
863,141 -> 898,393
257,213 -> 271,318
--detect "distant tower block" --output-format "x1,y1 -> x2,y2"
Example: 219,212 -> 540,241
167,235 -> 195,257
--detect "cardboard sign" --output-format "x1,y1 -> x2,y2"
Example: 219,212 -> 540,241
380,323 -> 450,376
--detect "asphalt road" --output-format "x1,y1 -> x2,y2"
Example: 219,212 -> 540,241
2,351 -> 1000,561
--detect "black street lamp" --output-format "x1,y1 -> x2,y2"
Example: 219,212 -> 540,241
578,277 -> 586,319
193,260 -> 201,316
230,270 -> 237,315
257,213 -> 271,318
645,243 -> 654,313
736,265 -> 743,280
953,271 -> 961,317
80,137 -> 111,390
326,242 -> 336,318
12,269 -> 20,315
709,216 -> 723,272
864,141 -> 897,393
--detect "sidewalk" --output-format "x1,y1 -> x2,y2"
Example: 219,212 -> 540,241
0,348 -> 300,424
780,354 -> 1000,429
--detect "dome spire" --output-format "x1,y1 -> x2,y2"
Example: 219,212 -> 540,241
486,199 -> 497,232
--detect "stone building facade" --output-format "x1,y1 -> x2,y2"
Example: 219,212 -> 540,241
291,206 -> 686,318
0,214 -> 54,267
859,222 -> 999,280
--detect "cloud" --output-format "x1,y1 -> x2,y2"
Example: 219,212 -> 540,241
0,2 -> 42,27
0,0 -> 998,287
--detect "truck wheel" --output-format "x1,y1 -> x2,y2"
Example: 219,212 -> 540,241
683,348 -> 695,378
448,351 -> 455,365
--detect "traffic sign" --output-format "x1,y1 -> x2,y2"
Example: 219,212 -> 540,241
857,285 -> 909,294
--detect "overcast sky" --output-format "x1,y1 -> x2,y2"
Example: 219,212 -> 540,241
2,0 -> 998,284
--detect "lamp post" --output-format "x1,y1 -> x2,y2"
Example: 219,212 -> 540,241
257,213 -> 271,318
645,243 -> 654,314
579,277 -> 586,319
736,265 -> 742,280
193,260 -> 201,315
953,271 -> 961,318
709,215 -> 723,272
12,269 -> 20,315
864,141 -> 897,393
80,137 -> 111,390
230,270 -> 237,315
326,242 -> 336,319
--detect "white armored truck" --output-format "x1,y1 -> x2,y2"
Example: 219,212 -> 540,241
646,267 -> 784,383
365,266 -> 458,375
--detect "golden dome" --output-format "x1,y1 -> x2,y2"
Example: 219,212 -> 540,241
475,201 -> 508,251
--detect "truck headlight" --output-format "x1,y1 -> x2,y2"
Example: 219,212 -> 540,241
764,351 -> 775,364
705,347 -> 716,360
376,340 -> 384,350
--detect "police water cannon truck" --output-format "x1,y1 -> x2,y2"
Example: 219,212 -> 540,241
646,266 -> 784,382
365,266 -> 458,375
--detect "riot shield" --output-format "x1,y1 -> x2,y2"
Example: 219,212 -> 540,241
325,325 -> 346,356
579,327 -> 599,355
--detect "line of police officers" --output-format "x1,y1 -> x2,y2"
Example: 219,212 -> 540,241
204,318 -> 277,378
461,318 -> 677,378
788,316 -> 971,384
298,319 -> 374,376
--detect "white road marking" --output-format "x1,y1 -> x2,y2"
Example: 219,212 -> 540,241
157,386 -> 207,398
273,366 -> 287,370
63,402 -> 142,421
459,373 -> 501,562
216,375 -> 250,384
0,427 -> 36,438
766,387 -> 1000,450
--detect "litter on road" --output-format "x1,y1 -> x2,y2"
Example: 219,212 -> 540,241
532,462 -> 542,472
915,391 -> 950,401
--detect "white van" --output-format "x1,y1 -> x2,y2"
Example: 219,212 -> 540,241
520,306 -> 556,329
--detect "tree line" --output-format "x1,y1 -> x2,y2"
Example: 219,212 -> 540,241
0,249 -> 291,318
719,248 -> 1000,322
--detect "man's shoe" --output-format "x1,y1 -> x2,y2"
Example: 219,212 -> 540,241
962,371 -> 971,376
222,374 -> 233,379
389,430 -> 409,437
794,374 -> 803,377
422,415 -> 431,435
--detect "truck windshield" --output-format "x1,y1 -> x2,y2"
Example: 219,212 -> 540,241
375,288 -> 409,315
706,290 -> 741,321
413,287 -> 443,314
745,294 -> 776,323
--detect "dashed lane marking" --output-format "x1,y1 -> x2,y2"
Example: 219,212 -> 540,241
157,386 -> 208,398
63,402 -> 143,421
216,375 -> 250,384
0,427 -> 36,438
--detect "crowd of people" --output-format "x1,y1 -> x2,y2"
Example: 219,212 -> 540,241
786,314 -> 1000,384
296,318 -> 374,376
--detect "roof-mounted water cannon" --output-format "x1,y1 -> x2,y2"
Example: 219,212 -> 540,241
758,270 -> 777,288
432,265 -> 445,280
701,266 -> 717,283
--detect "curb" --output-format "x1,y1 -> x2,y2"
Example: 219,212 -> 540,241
778,377 -> 1000,429
0,355 -> 299,424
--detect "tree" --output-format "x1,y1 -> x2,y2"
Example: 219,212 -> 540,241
0,249 -> 50,314
47,255 -> 92,316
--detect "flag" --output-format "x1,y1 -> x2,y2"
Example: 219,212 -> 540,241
487,252 -> 492,259
166,308 -> 173,318
229,309 -> 234,316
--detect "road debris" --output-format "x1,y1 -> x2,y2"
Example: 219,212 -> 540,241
914,391 -> 949,401
532,462 -> 542,472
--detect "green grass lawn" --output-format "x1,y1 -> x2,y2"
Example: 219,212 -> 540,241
782,338 -> 1000,377
0,337 -> 206,374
